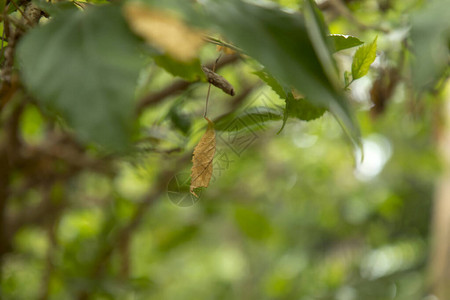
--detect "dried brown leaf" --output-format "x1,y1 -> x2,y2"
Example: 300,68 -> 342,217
123,3 -> 204,62
190,118 -> 216,197
202,66 -> 235,96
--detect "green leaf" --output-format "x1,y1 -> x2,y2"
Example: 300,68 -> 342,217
32,0 -> 77,15
17,6 -> 143,149
215,107 -> 283,132
410,0 -> 450,90
303,0 -> 339,83
154,55 -> 205,81
253,69 -> 326,133
278,94 -> 326,133
328,34 -> 364,52
206,0 -> 360,146
351,36 -> 378,80
286,95 -> 326,121
253,69 -> 287,99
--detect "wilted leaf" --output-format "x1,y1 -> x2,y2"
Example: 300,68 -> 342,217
202,66 -> 235,96
190,118 -> 216,197
123,3 -> 204,62
351,36 -> 378,80
328,34 -> 364,52
154,55 -> 205,81
17,6 -> 143,149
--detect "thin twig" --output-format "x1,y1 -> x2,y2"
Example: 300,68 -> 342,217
136,54 -> 240,114
203,54 -> 222,118
9,0 -> 33,25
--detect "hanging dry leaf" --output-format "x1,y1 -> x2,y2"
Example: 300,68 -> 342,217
123,3 -> 204,62
202,66 -> 235,96
190,118 -> 216,197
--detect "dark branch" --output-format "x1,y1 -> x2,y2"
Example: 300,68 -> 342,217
136,53 -> 241,114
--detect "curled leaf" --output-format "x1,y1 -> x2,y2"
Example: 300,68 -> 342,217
190,118 -> 216,197
202,66 -> 235,96
123,3 -> 204,62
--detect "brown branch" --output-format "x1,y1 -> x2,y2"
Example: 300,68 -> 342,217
136,53 -> 241,114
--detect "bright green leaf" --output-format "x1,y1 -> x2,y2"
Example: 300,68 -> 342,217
17,6 -> 143,149
328,34 -> 364,52
351,36 -> 378,80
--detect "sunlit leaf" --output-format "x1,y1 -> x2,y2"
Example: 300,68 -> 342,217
351,36 -> 378,80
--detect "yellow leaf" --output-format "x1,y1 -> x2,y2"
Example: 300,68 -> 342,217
123,3 -> 204,62
190,118 -> 216,197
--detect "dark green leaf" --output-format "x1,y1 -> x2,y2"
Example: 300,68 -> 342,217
410,0 -> 450,90
286,95 -> 326,121
17,6 -> 143,149
328,34 -> 364,52
278,94 -> 326,133
206,0 -> 359,146
169,107 -> 191,134
253,69 -> 326,133
303,0 -> 339,82
154,55 -> 205,81
351,36 -> 378,80
32,0 -> 77,15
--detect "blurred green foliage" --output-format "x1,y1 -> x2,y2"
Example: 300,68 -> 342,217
1,0 -> 449,299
